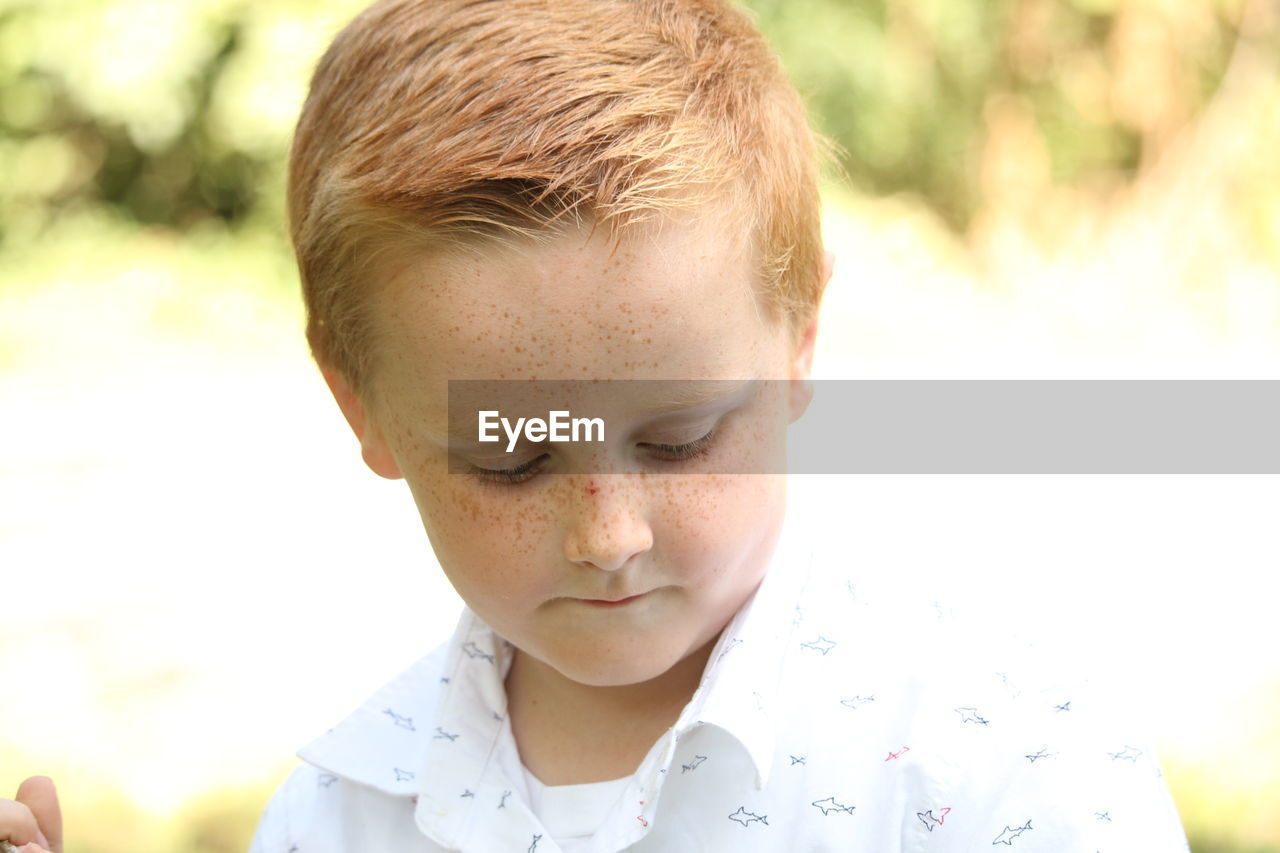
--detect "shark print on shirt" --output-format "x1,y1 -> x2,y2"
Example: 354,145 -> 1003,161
728,807 -> 769,827
811,797 -> 856,816
992,819 -> 1033,845
917,807 -> 951,831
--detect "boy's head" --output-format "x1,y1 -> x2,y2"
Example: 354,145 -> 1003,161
289,0 -> 827,400
290,0 -> 832,689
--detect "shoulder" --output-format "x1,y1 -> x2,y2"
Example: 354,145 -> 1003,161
871,640 -> 1190,852
927,675 -> 1189,850
249,626 -> 469,852
780,556 -> 1187,849
300,633 -> 465,784
251,762 -> 426,853
248,763 -> 334,852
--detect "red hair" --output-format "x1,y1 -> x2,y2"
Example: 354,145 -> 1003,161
289,0 -> 826,394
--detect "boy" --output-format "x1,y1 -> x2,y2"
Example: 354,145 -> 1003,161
0,0 -> 1190,851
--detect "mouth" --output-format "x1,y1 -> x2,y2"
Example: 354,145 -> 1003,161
577,592 -> 649,608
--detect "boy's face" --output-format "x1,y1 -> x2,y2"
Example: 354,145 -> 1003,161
327,214 -> 823,689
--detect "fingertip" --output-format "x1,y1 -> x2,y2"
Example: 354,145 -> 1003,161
13,776 -> 61,852
19,778 -> 54,795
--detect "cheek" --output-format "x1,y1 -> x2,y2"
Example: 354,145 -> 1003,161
376,408 -> 559,599
647,401 -> 788,574
653,474 -> 781,584
407,464 -> 537,592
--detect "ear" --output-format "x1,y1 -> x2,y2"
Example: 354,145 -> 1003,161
319,363 -> 404,480
787,251 -> 834,422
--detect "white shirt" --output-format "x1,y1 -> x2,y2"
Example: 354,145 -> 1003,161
524,772 -> 630,852
249,507 -> 1189,852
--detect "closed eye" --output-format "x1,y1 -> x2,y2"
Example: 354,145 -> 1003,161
467,428 -> 719,486
640,428 -> 718,462
468,454 -> 549,486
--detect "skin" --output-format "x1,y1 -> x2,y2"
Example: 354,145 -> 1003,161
0,776 -> 61,853
325,212 -> 830,784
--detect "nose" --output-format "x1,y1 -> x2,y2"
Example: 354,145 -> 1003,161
562,476 -> 653,572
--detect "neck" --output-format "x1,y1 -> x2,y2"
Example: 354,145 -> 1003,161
504,635 -> 719,784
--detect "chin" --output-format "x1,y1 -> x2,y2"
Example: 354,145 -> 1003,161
550,645 -> 683,688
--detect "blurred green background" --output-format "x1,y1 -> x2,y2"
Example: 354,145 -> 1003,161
1,0 -> 1278,851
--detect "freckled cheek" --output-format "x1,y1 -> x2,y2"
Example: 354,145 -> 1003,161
409,465 -> 565,597
651,474 -> 777,584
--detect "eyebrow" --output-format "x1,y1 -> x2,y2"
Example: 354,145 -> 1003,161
443,378 -> 760,443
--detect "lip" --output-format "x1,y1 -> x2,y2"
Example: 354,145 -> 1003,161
577,592 -> 649,607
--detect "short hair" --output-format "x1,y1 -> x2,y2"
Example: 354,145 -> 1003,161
289,0 -> 826,397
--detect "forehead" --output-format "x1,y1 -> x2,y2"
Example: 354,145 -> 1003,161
369,216 -> 785,391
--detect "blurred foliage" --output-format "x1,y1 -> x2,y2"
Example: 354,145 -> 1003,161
1,743 -> 280,853
0,0 -> 1272,243
61,781 -> 270,853
169,785 -> 276,853
0,0 -> 367,250
748,0 -> 1253,225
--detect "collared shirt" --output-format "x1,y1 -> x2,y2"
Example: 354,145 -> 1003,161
249,506 -> 1189,853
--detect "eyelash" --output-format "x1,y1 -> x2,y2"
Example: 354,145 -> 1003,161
468,428 -> 720,486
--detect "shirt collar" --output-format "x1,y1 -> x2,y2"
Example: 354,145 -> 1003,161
297,609 -> 520,848
294,617 -> 469,798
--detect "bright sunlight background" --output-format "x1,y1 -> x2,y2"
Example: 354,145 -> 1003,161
1,0 -> 1278,851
